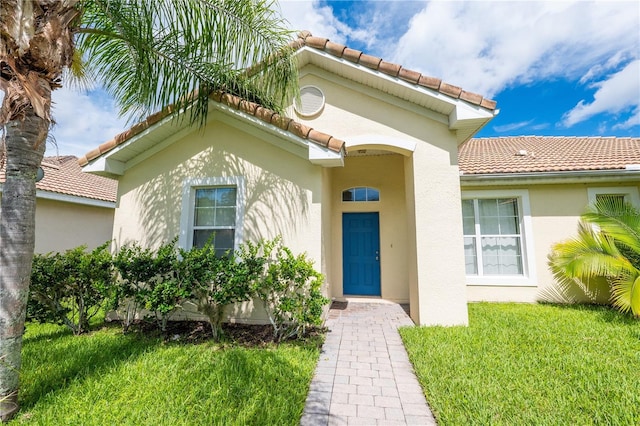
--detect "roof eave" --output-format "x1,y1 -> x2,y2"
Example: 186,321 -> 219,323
81,100 -> 345,176
295,46 -> 497,140
0,184 -> 116,207
460,169 -> 640,186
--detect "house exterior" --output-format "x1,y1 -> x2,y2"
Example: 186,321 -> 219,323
79,32 -> 640,326
1,155 -> 117,253
459,136 -> 640,305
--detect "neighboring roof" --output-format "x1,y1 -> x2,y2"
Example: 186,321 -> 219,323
459,136 -> 640,175
294,31 -> 497,111
1,155 -> 117,203
79,31 -> 497,168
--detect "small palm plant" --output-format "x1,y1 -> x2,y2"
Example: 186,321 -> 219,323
548,196 -> 640,317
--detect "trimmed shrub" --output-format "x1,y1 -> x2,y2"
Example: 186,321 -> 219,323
29,242 -> 114,334
112,240 -> 186,332
181,244 -> 258,341
249,237 -> 329,341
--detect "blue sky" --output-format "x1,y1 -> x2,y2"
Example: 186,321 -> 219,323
43,1 -> 640,156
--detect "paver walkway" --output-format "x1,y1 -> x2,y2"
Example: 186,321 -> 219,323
300,299 -> 437,426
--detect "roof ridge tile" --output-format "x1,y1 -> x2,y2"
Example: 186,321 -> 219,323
295,31 -> 496,111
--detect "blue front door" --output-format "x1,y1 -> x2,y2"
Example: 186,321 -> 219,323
342,212 -> 381,296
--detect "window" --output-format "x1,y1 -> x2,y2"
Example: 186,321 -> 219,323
179,177 -> 244,256
461,190 -> 536,286
587,187 -> 640,207
192,187 -> 236,255
342,187 -> 380,202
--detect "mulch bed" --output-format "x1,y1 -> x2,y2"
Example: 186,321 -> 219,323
120,320 -> 324,347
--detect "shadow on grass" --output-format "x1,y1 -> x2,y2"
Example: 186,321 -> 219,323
18,322 -> 321,425
538,302 -> 639,326
23,324 -> 72,344
19,327 -> 160,410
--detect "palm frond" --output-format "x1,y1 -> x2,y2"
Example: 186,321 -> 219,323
549,221 -> 631,279
76,0 -> 297,126
549,198 -> 640,317
610,273 -> 640,316
584,196 -> 640,254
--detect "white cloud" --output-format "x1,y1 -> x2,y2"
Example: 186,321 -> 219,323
391,1 -> 640,98
279,1 -> 424,53
562,60 -> 640,128
579,50 -> 632,85
493,120 -> 533,133
278,0 -> 346,42
47,87 -> 128,157
613,109 -> 640,131
0,87 -> 127,157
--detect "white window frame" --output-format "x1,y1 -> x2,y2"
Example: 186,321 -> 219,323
341,186 -> 380,203
178,176 -> 245,251
587,186 -> 640,207
461,189 -> 537,286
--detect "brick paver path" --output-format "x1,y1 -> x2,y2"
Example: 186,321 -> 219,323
300,300 -> 437,425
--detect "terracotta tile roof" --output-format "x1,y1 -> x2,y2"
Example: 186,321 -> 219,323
293,31 -> 497,111
80,31 -> 496,168
459,136 -> 640,175
78,90 -> 346,167
1,156 -> 117,203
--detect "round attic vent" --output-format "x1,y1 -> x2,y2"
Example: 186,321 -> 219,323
294,85 -> 325,117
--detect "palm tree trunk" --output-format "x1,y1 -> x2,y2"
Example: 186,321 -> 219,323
0,110 -> 47,422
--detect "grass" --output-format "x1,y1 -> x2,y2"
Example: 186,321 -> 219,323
12,322 -> 321,425
400,303 -> 640,425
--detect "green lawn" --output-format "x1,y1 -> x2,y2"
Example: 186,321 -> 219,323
400,303 -> 640,425
12,323 -> 320,425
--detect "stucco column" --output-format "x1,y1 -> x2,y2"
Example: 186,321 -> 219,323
404,142 -> 469,326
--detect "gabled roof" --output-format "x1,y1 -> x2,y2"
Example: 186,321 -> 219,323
294,31 -> 496,111
79,31 -> 497,171
2,155 -> 117,204
78,91 -> 346,168
459,136 -> 640,175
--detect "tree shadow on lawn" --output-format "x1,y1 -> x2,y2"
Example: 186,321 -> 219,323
18,322 -> 320,423
540,302 -> 640,327
22,324 -> 73,345
19,324 -> 159,410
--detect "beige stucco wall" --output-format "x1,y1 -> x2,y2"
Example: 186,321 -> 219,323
111,118 -> 324,323
293,66 -> 469,325
329,154 -> 409,302
464,181 -> 640,304
406,133 -> 469,326
321,168 -> 334,299
293,68 -> 439,152
34,198 -> 114,253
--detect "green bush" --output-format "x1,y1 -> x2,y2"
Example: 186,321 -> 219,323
181,243 -> 258,341
249,238 -> 329,342
29,252 -> 68,326
29,242 -> 114,334
112,240 -> 187,332
112,242 -> 156,331
30,238 -> 329,341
